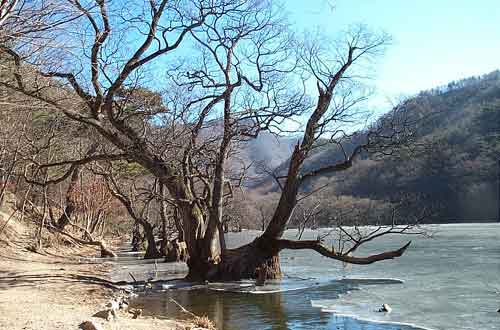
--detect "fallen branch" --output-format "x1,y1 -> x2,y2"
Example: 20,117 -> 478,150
50,226 -> 116,257
170,298 -> 198,318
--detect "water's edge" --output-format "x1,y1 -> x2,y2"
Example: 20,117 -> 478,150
102,224 -> 500,330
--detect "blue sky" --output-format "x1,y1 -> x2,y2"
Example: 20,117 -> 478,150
285,0 -> 500,106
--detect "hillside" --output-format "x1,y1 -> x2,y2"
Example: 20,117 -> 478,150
253,70 -> 500,223
230,131 -> 296,182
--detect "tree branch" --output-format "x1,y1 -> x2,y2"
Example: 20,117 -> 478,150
25,153 -> 127,186
277,239 -> 411,265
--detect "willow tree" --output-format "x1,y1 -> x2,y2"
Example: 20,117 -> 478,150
2,0 -> 420,281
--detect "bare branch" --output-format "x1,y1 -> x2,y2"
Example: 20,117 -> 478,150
277,239 -> 411,265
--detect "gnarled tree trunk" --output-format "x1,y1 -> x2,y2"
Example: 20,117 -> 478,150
215,237 -> 282,281
4,15 -> 411,282
131,222 -> 142,252
143,222 -> 162,259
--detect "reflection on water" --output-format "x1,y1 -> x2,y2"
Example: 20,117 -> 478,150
134,288 -> 292,330
130,280 -> 424,330
113,224 -> 500,330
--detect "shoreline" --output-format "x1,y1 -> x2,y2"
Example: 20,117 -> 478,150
0,237 -> 193,330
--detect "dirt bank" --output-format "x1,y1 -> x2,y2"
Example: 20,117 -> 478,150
0,209 -> 193,330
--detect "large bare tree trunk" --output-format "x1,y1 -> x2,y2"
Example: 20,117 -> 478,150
2,6 -> 412,282
205,148 -> 304,281
216,237 -> 282,281
178,201 -> 219,281
211,79 -> 348,281
143,221 -> 161,259
131,222 -> 142,252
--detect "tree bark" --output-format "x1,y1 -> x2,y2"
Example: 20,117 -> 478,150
164,238 -> 188,262
213,236 -> 282,281
131,222 -> 142,252
143,221 -> 161,259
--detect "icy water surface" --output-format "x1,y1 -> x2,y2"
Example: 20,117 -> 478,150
126,223 -> 500,330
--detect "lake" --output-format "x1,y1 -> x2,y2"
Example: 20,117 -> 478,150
124,223 -> 500,330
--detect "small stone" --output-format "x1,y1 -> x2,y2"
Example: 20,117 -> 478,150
129,308 -> 143,319
105,299 -> 120,311
119,299 -> 129,310
378,304 -> 392,313
497,308 -> 500,313
92,309 -> 113,321
79,320 -> 104,330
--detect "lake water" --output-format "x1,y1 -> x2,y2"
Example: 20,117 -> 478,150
125,223 -> 500,330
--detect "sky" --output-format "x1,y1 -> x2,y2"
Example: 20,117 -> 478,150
285,0 -> 500,107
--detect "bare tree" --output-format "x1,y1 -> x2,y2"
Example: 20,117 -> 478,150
0,0 -> 18,26
0,109 -> 26,206
2,1 -> 425,281
294,200 -> 322,240
98,164 -> 163,259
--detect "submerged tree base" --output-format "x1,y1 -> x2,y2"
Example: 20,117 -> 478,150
185,237 -> 282,282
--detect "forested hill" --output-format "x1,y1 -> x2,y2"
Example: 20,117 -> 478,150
255,70 -> 500,223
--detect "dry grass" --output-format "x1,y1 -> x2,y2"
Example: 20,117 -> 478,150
193,315 -> 216,330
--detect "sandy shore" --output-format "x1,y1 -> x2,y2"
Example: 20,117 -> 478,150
0,211 -> 193,330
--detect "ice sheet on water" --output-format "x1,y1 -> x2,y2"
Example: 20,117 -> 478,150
206,278 -> 332,294
127,224 -> 500,330
336,277 -> 405,285
311,283 -> 437,330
